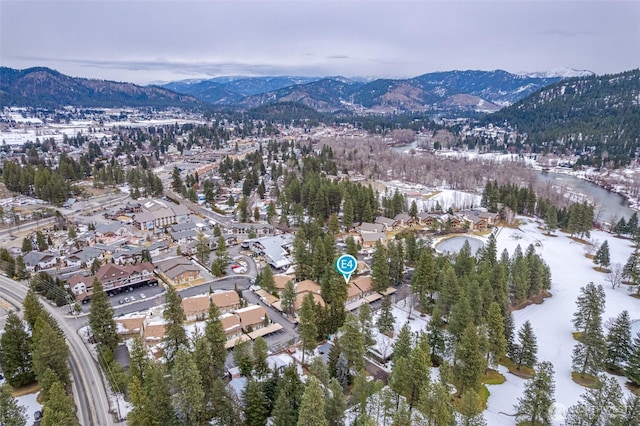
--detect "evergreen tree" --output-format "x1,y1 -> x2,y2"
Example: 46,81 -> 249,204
233,339 -> 253,377
244,380 -> 268,426
565,375 -> 624,425
620,395 -> 640,425
572,282 -> 605,333
605,310 -> 632,372
625,331 -> 640,386
409,200 -> 418,219
485,302 -> 506,367
342,198 -> 354,230
145,362 -> 175,425
299,292 -> 318,364
0,312 -> 35,387
14,256 -> 28,281
297,376 -> 328,426
411,250 -> 436,312
454,323 -> 487,396
504,310 -> 518,361
36,231 -> 48,251
593,240 -> 610,269
0,384 -> 26,426
32,319 -> 70,388
358,303 -> 375,349
371,241 -> 389,292
21,238 -> 32,253
516,321 -> 538,369
393,324 -> 413,362
88,278 -> 119,357
280,280 -> 296,317
426,305 -> 447,363
204,302 -> 227,379
252,337 -> 270,379
41,380 -> 77,426
260,266 -> 275,293
339,314 -> 365,373
127,376 -> 154,426
127,337 -> 147,384
514,361 -> 555,425
171,166 -> 182,192
171,349 -> 207,425
210,378 -> 242,426
345,235 -> 359,258
376,297 -> 395,335
325,378 -> 346,426
456,389 -> 487,426
163,285 -> 188,366
543,205 -> 558,235
194,231 -> 210,265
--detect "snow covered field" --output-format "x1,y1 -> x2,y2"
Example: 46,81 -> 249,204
485,219 -> 638,425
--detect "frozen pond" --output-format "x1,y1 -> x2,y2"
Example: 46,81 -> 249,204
436,236 -> 484,254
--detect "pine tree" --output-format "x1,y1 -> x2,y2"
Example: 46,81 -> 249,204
244,380 -> 268,426
485,302 -> 506,367
572,300 -> 606,378
418,380 -> 454,426
144,362 -> 175,425
41,380 -> 77,426
427,305 -> 447,363
605,310 -> 632,372
456,389 -> 487,426
22,289 -> 43,330
625,331 -> 640,386
516,321 -> 538,369
376,297 -> 395,335
21,238 -> 32,253
620,395 -> 640,425
299,292 -> 318,364
233,339 -> 253,377
171,349 -> 207,425
296,376 -> 328,426
260,266 -> 275,292
324,378 -> 346,426
342,197 -> 354,230
514,361 -> 555,425
543,205 -> 558,235
0,312 -> 35,387
454,323 -> 487,396
88,278 -> 119,357
371,241 -> 389,292
252,337 -> 270,379
163,285 -> 188,366
565,375 -> 624,425
593,240 -> 610,269
127,375 -> 154,426
504,309 -> 518,360
358,303 -> 375,348
339,314 -> 365,373
572,282 -> 605,333
393,324 -> 413,361
194,231 -> 210,265
210,378 -> 242,426
32,319 -> 70,388
204,302 -> 228,378
281,280 -> 296,317
0,384 -> 26,426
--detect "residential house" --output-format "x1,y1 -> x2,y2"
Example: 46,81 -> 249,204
245,234 -> 294,269
220,313 -> 243,341
211,290 -> 241,313
115,316 -> 145,338
361,232 -> 387,248
65,246 -> 105,268
170,229 -> 198,245
374,216 -> 397,231
181,294 -> 212,322
67,274 -> 94,296
142,321 -> 166,351
357,222 -> 384,234
23,251 -> 58,272
235,305 -> 268,332
225,223 -> 273,237
273,274 -> 294,293
155,257 -> 201,286
353,275 -> 382,303
394,213 -> 415,226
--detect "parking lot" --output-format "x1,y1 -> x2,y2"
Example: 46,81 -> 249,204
79,280 -> 165,313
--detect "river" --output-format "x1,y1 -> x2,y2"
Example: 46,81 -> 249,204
536,171 -> 636,222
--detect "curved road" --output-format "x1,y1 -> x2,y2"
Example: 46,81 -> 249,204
0,276 -> 115,426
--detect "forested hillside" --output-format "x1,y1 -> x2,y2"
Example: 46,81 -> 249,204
486,69 -> 640,167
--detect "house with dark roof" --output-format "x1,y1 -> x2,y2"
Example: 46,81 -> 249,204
155,256 -> 201,286
22,251 -> 58,272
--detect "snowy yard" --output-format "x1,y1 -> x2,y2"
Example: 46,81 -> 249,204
485,219 -> 638,425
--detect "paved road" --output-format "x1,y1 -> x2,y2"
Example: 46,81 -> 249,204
0,276 -> 116,426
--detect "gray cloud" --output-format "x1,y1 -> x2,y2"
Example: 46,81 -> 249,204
1,0 -> 638,84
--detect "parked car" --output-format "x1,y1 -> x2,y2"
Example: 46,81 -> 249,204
34,410 -> 42,421
140,293 -> 146,299
130,296 -> 136,302
124,297 -> 130,303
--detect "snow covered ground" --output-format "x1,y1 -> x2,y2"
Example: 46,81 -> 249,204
485,219 -> 638,425
15,391 -> 42,425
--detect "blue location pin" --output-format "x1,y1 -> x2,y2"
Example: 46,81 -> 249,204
335,254 -> 358,284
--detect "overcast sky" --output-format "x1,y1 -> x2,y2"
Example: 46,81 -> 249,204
1,0 -> 638,84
